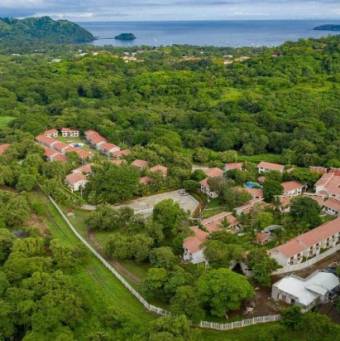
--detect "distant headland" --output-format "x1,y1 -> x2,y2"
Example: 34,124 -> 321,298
0,16 -> 95,44
314,24 -> 340,32
114,33 -> 136,41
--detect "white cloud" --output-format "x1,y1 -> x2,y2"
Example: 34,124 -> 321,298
1,0 -> 340,20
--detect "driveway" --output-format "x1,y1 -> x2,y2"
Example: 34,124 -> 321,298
114,190 -> 199,217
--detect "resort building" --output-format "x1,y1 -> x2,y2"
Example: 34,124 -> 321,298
72,163 -> 92,175
200,167 -> 224,199
245,188 -> 264,201
99,142 -> 120,156
183,227 -> 208,264
272,271 -> 339,312
269,217 -> 340,267
61,128 -> 79,137
65,173 -> 88,192
257,161 -> 284,174
139,176 -> 153,185
35,135 -> 58,148
315,172 -> 340,201
85,130 -> 107,148
281,181 -> 304,196
322,198 -> 340,217
43,129 -> 58,138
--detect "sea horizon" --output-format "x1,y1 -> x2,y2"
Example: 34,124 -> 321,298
79,19 -> 340,48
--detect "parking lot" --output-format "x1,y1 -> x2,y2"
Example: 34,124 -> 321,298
114,190 -> 200,217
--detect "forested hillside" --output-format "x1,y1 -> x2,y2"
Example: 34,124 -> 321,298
0,35 -> 339,167
0,17 -> 94,44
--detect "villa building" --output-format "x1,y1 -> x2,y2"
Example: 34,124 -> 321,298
61,128 -> 79,137
85,130 -> 107,148
65,173 -> 88,192
257,161 -> 284,174
315,172 -> 340,201
224,162 -> 243,172
43,129 -> 58,138
131,159 -> 149,170
150,165 -> 168,177
200,167 -> 224,199
281,181 -> 304,196
269,217 -> 340,267
183,227 -> 208,264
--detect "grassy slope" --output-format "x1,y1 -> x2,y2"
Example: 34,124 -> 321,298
29,192 -> 154,337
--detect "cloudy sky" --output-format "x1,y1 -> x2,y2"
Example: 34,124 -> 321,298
1,0 -> 340,21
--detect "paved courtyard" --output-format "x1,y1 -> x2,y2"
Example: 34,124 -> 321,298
114,190 -> 200,217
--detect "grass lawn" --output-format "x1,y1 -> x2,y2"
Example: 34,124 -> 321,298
0,115 -> 15,128
29,192 -> 155,330
238,153 -> 283,164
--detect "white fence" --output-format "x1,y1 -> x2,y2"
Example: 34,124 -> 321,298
48,195 -> 280,330
273,243 -> 340,275
199,315 -> 281,331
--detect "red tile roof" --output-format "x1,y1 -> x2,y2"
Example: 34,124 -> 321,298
150,165 -> 168,177
0,144 -> 10,156
315,173 -> 340,197
85,130 -> 107,145
270,217 -> 340,258
257,161 -> 284,172
43,146 -> 57,158
66,172 -> 87,185
53,141 -> 69,153
99,142 -> 120,153
67,147 -> 91,160
35,134 -> 57,147
323,198 -> 340,212
245,188 -> 264,200
131,159 -> 149,169
282,181 -> 304,193
225,162 -> 243,171
73,164 -> 92,175
202,212 -> 239,233
183,227 -> 208,253
204,167 -> 224,178
52,153 -> 67,162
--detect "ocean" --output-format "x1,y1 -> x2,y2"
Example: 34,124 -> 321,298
80,20 -> 340,48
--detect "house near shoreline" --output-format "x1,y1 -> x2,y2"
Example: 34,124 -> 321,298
272,271 -> 339,312
269,217 -> 340,267
257,161 -> 284,174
